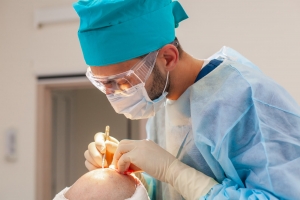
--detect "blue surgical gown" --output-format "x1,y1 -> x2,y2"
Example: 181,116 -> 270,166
146,47 -> 300,200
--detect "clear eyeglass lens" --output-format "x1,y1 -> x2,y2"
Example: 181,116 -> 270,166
97,77 -> 133,94
86,50 -> 158,94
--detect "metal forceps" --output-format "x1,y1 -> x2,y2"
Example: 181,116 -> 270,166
102,126 -> 110,169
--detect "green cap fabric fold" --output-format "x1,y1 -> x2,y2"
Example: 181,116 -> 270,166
73,0 -> 188,66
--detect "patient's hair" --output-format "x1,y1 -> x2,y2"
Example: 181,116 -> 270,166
65,168 -> 137,200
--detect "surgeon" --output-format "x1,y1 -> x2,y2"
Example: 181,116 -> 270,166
73,0 -> 300,199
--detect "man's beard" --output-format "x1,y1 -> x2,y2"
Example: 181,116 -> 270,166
148,64 -> 169,100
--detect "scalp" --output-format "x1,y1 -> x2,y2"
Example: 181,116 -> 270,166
66,168 -> 136,200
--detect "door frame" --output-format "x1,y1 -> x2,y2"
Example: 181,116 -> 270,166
35,77 -> 92,200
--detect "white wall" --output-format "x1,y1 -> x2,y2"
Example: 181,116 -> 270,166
0,1 -> 37,200
178,0 -> 300,101
0,0 -> 80,199
0,0 -> 299,199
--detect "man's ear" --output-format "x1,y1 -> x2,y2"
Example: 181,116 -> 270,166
157,44 -> 179,72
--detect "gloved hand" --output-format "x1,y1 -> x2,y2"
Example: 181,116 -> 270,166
112,139 -> 218,200
84,132 -> 119,171
111,139 -> 176,180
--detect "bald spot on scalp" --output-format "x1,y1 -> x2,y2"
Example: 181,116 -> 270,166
65,168 -> 137,200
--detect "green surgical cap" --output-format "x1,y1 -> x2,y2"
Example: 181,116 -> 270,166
73,0 -> 188,66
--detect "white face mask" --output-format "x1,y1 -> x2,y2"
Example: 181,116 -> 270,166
107,72 -> 169,120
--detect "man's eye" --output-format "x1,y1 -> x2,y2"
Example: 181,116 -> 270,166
101,80 -> 114,87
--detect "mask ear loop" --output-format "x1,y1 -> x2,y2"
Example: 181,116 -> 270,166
162,71 -> 169,94
161,39 -> 177,94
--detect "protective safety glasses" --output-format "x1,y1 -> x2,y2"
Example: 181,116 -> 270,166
86,50 -> 159,94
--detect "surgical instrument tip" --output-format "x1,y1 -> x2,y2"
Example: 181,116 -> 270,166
102,125 -> 110,169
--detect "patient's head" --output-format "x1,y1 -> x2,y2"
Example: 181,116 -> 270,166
65,168 -> 137,200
